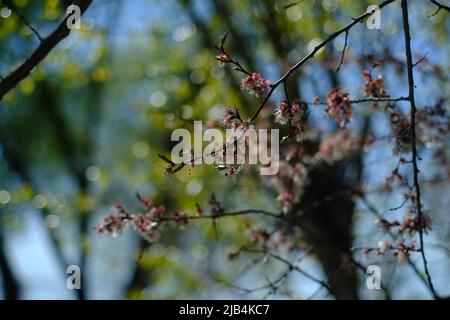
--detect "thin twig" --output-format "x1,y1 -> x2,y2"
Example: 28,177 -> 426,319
3,0 -> 43,41
336,30 -> 349,72
242,248 -> 332,293
413,52 -> 428,67
389,185 -> 414,211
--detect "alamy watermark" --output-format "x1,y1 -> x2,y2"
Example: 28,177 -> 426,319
367,5 -> 382,30
366,264 -> 381,290
66,4 -> 81,30
66,265 -> 81,290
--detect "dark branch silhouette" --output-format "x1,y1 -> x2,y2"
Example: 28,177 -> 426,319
0,0 -> 93,100
401,0 -> 438,299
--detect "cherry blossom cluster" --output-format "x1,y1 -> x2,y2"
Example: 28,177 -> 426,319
274,100 -> 309,142
96,198 -> 166,242
96,194 -> 231,243
388,102 -> 449,156
240,72 -> 271,98
358,197 -> 432,265
266,148 -> 308,213
95,211 -> 126,237
96,192 -> 295,250
374,209 -> 432,237
325,87 -> 353,127
161,107 -> 257,177
274,101 -> 289,125
215,52 -> 230,66
362,70 -> 389,98
401,207 -> 432,236
362,240 -> 418,263
366,203 -> 432,263
220,108 -> 255,176
215,41 -> 271,99
389,110 -> 411,154
222,107 -> 253,131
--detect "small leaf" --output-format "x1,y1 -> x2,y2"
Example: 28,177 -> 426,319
219,32 -> 228,49
283,0 -> 303,9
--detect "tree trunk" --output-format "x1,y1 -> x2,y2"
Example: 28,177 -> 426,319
0,221 -> 21,300
291,163 -> 358,299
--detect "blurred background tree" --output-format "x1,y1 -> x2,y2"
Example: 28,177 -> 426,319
0,0 -> 449,299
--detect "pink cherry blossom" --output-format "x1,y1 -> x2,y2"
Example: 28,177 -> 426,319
240,72 -> 271,98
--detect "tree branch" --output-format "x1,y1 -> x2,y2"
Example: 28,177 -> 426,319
430,0 -> 450,13
401,0 -> 438,299
308,96 -> 409,105
160,209 -> 283,221
0,0 -> 93,100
